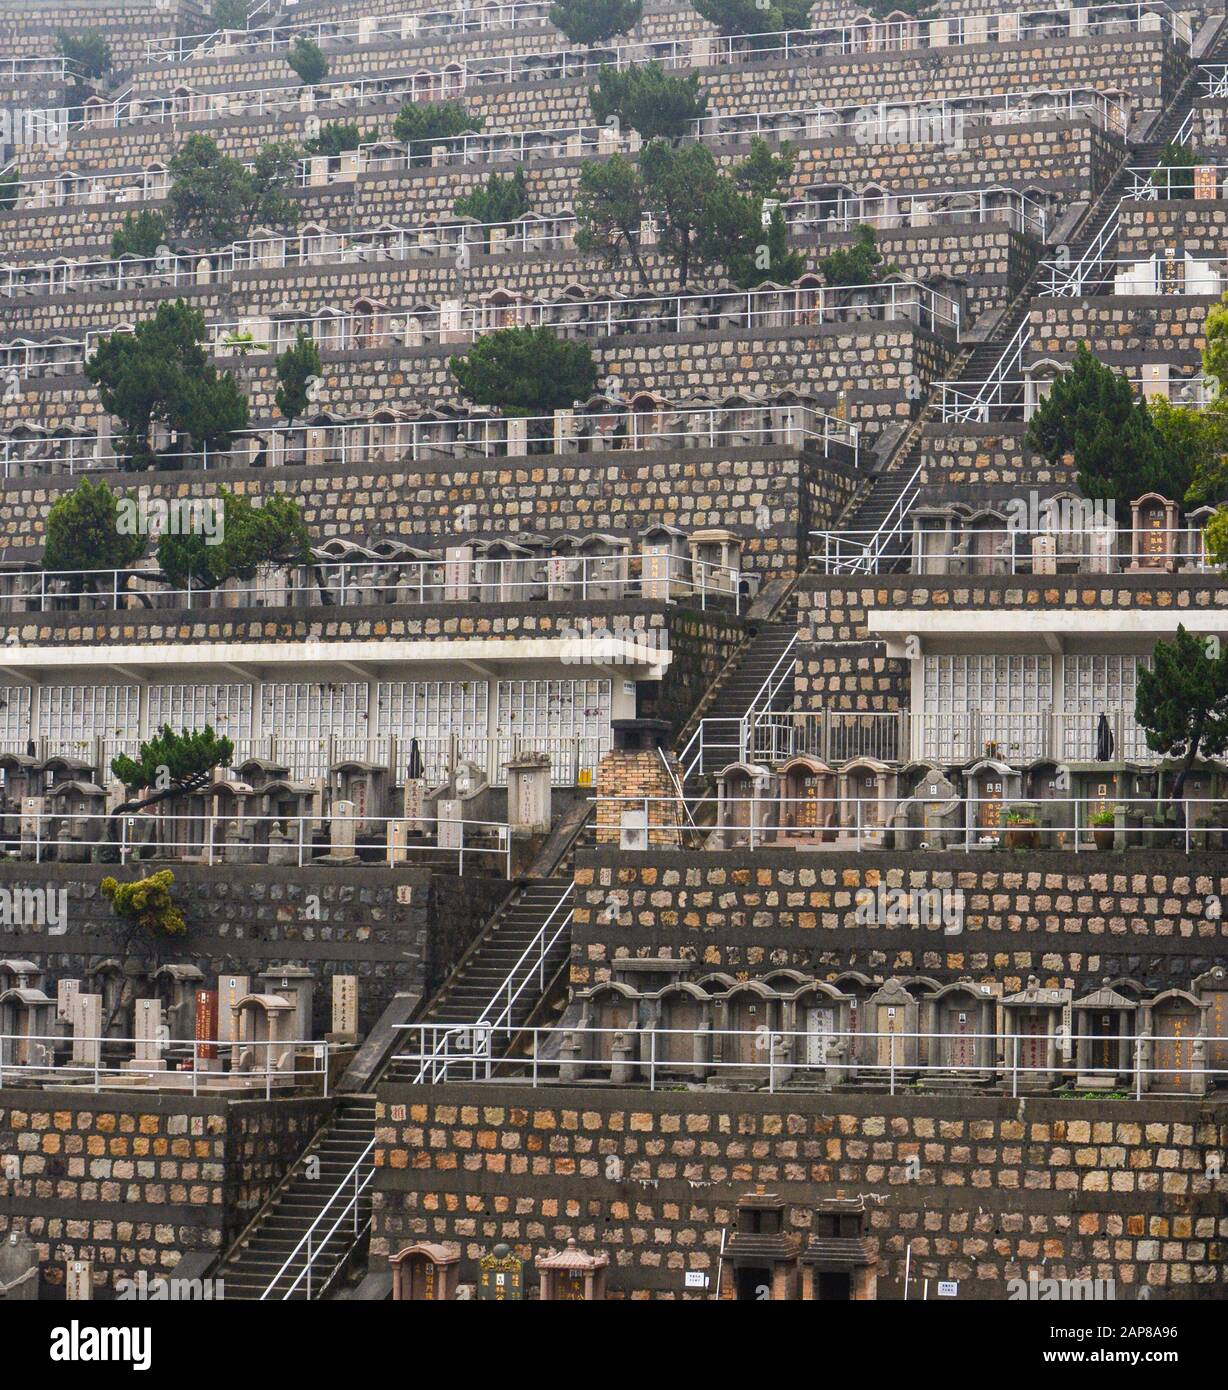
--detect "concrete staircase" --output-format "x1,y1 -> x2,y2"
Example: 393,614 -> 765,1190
686,618 -> 797,780
216,1095 -> 378,1301
824,34 -> 1227,578
413,877 -> 572,1032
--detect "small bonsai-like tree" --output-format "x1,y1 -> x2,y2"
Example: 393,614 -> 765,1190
392,100 -> 482,153
156,488 -> 313,592
549,0 -> 642,46
287,37 -> 328,86
1202,507 -> 1228,568
575,154 -> 651,291
588,62 -> 707,142
1026,344 -> 1192,508
692,0 -> 813,43
55,28 -> 111,80
99,869 -> 187,982
274,331 -> 322,426
168,134 -> 299,244
1150,141 -> 1200,199
85,300 -> 249,471
453,169 -> 531,239
110,726 -> 235,822
1136,624 -> 1228,820
212,0 -> 250,27
450,327 -> 598,422
818,224 -> 897,287
41,479 -> 148,592
696,179 -> 806,289
303,121 -> 362,158
111,209 -> 169,261
732,136 -> 796,199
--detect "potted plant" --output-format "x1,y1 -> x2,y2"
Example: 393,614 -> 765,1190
1090,806 -> 1116,851
1003,805 -> 1040,850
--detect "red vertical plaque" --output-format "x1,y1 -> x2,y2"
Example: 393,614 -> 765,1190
195,989 -> 218,1060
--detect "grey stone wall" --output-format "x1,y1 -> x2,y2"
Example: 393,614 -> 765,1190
0,1090 -> 331,1294
0,443 -> 859,580
0,321 -> 956,432
372,1082 -> 1228,1298
571,848 -> 1228,994
0,860 -> 503,1036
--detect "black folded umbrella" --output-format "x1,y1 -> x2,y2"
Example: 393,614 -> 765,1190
406,738 -> 424,781
1095,712 -> 1114,762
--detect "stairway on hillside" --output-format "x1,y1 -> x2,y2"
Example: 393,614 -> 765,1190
827,40 -> 1228,577
415,876 -> 572,1031
215,879 -> 574,1299
217,1095 -> 377,1302
690,618 -> 796,779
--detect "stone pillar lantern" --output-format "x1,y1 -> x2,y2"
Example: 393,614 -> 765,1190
718,1188 -> 801,1300
800,1196 -> 878,1300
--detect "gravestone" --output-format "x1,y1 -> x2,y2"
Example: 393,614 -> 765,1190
477,1244 -> 524,1301
66,1260 -> 92,1300
195,989 -> 219,1066
437,798 -> 463,851
56,978 -> 80,1024
71,993 -> 102,1066
330,975 -> 358,1044
129,998 -> 165,1071
217,975 -> 250,1047
324,799 -> 361,864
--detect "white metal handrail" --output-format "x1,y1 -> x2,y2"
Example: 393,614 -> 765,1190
396,1022 -> 1228,1099
0,552 -> 743,616
0,186 -> 1047,300
598,790 -> 1224,849
407,883 -> 573,1082
808,525 -> 1214,574
0,1029 -> 333,1097
50,11 -> 1172,131
944,315 -> 1032,423
18,731 -> 606,789
298,88 -> 1126,187
1038,252 -> 1227,296
738,633 -> 798,762
10,808 -> 514,876
145,2 -> 1184,65
476,884 -> 574,1034
0,280 -> 959,381
0,88 -> 1121,212
260,1136 -> 376,1301
0,401 -> 858,478
0,55 -> 80,79
936,371 -> 1217,419
147,1 -> 551,62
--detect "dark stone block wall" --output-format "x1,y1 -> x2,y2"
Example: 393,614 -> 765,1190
14,33 -> 1175,177
0,225 -> 1030,340
371,1083 -> 1228,1299
0,323 -> 955,433
1027,295 -> 1212,371
0,0 -> 206,74
917,421 -> 1077,488
0,1090 -> 331,1294
571,848 -> 1228,995
0,444 -> 861,583
0,120 -> 1119,266
0,861 -> 506,1036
